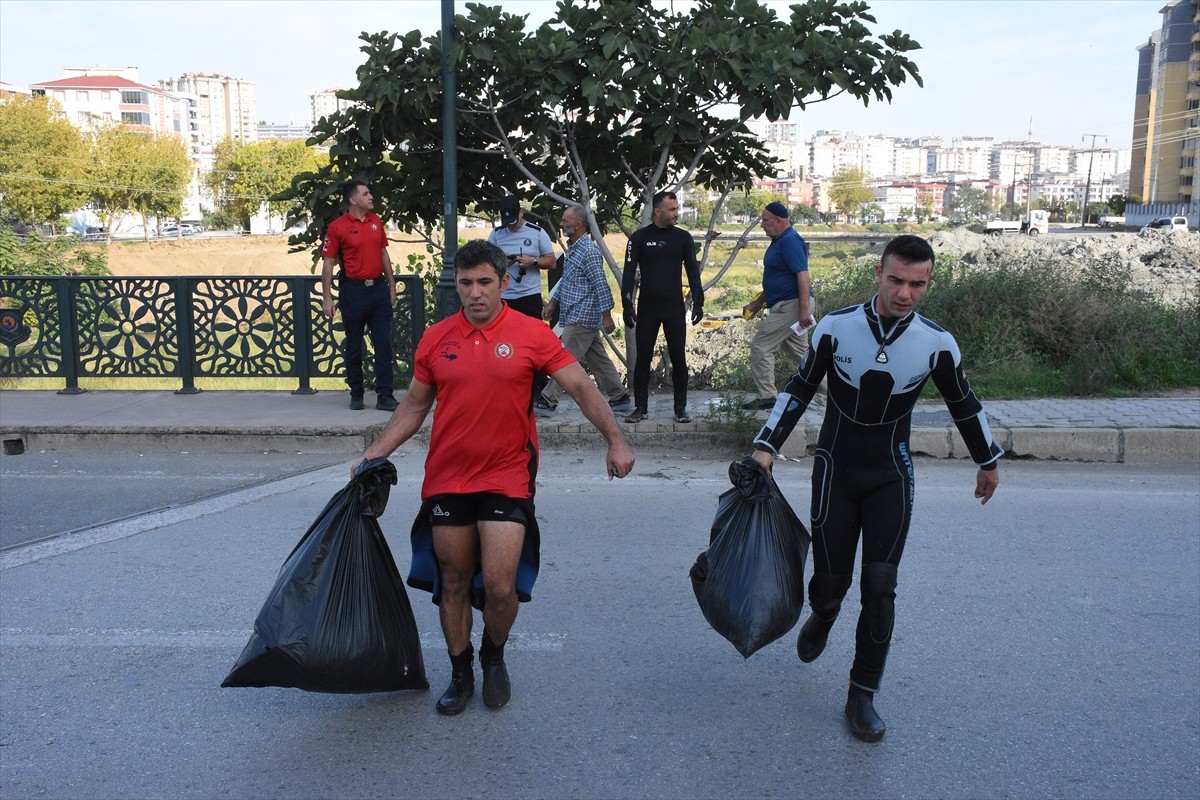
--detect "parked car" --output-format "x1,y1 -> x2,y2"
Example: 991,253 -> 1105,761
1140,216 -> 1189,232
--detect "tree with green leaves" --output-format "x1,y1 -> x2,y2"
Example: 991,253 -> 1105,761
1106,194 -> 1130,215
827,166 -> 873,221
860,202 -> 884,224
790,204 -> 820,224
207,139 -> 325,230
87,127 -> 191,241
0,95 -> 90,232
137,133 -> 192,236
916,194 -> 935,223
724,189 -> 787,222
282,0 -> 922,279
948,184 -> 988,222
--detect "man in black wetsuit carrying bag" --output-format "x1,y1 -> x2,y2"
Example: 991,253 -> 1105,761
749,235 -> 1002,742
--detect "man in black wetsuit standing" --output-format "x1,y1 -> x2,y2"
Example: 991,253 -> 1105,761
750,235 -> 1002,743
621,190 -> 704,423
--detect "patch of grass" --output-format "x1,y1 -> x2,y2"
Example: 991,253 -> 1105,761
702,392 -> 763,437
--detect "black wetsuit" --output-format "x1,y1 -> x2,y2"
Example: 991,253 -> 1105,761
753,297 -> 1002,692
621,224 -> 704,410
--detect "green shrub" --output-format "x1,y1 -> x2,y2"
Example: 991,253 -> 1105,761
809,251 -> 1200,397
0,228 -> 109,276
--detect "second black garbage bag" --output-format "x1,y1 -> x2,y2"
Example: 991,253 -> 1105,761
222,458 -> 428,693
690,456 -> 811,658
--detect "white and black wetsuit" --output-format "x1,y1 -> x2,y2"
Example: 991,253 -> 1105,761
753,297 -> 1002,692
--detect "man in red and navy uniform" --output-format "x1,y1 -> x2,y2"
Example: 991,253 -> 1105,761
321,180 -> 399,411
360,239 -> 635,716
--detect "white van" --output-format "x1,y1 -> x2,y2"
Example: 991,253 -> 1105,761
1140,216 -> 1189,232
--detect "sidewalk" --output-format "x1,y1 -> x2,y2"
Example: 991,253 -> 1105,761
1,388 -> 1197,463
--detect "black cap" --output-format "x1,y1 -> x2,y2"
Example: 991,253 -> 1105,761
499,195 -> 521,226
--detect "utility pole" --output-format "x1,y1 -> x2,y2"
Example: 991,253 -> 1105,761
1025,117 -> 1034,221
436,0 -> 461,320
1080,133 -> 1107,227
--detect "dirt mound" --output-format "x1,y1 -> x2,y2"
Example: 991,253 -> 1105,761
924,229 -> 1199,302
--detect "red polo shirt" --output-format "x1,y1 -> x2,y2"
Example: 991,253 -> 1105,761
321,212 -> 388,279
414,303 -> 575,500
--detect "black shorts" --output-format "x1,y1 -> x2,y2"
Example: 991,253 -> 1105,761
426,492 -> 528,527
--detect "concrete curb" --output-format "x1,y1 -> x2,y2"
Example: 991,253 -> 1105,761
6,421 -> 1197,464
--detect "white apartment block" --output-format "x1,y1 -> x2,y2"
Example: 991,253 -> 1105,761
257,121 -> 312,141
992,143 -> 1035,184
309,88 -> 354,127
810,130 -> 865,178
30,69 -> 185,138
892,145 -> 927,177
862,135 -> 897,179
931,146 -> 991,180
760,140 -> 808,178
745,118 -> 804,145
1069,148 -> 1128,183
1034,145 -> 1073,175
159,73 -> 257,149
873,183 -> 919,221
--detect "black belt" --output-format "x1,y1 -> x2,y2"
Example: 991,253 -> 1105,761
342,277 -> 385,286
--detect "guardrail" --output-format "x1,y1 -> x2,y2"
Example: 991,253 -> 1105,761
0,275 -> 425,395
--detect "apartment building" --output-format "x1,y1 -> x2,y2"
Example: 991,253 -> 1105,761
309,88 -> 354,127
159,72 -> 258,150
1129,0 -> 1200,204
30,69 -> 184,137
257,121 -> 312,141
0,81 -> 31,101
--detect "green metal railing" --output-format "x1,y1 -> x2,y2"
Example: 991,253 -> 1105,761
0,275 -> 425,394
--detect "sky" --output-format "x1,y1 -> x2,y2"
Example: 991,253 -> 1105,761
0,0 -> 1162,151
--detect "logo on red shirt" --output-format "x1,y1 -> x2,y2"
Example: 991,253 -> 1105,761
494,342 -> 514,359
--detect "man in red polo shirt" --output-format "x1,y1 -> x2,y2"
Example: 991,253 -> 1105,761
321,180 -> 399,411
360,239 -> 636,715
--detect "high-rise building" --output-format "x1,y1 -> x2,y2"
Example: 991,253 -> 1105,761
159,73 -> 258,150
309,88 -> 353,127
1129,0 -> 1199,204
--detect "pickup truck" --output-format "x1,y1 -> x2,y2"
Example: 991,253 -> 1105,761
1099,215 -> 1125,228
984,209 -> 1050,236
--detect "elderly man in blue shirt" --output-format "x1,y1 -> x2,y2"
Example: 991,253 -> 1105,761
536,204 -> 634,417
741,201 -> 818,410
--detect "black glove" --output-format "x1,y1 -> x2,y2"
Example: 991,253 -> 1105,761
690,305 -> 703,326
623,307 -> 636,328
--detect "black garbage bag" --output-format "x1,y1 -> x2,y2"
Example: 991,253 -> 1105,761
690,457 -> 811,658
222,458 -> 428,693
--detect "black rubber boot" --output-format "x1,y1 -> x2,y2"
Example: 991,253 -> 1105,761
479,631 -> 511,709
435,644 -> 475,716
797,572 -> 853,663
845,684 -> 886,742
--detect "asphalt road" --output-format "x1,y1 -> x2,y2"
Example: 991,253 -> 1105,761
0,450 -> 345,550
1,452 -> 1197,799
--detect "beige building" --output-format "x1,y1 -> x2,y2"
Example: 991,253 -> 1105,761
1130,0 -> 1199,204
159,72 -> 258,150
